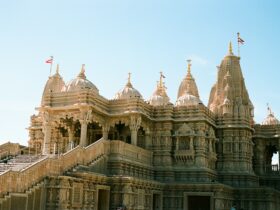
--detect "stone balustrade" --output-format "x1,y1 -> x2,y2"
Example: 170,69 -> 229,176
110,140 -> 153,166
0,138 -> 108,197
0,139 -> 155,198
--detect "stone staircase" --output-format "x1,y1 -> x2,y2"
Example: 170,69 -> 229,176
0,155 -> 46,174
71,154 -> 108,175
0,181 -> 45,210
0,138 -> 110,210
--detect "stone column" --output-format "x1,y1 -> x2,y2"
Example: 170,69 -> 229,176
195,129 -> 206,167
209,139 -> 213,152
79,109 -> 91,147
190,137 -> 194,150
102,124 -> 110,140
68,126 -> 74,150
129,116 -> 141,146
131,131 -> 137,145
176,137 -> 179,150
80,120 -> 88,147
58,178 -> 70,209
42,123 -> 51,155
42,111 -> 52,155
145,129 -> 152,149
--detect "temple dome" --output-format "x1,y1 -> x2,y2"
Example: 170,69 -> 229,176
62,64 -> 99,93
114,73 -> 142,100
41,65 -> 65,105
149,72 -> 170,106
175,91 -> 202,107
262,106 -> 280,125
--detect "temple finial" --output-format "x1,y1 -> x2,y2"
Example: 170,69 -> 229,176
128,72 -> 131,83
187,59 -> 192,78
267,103 -> 272,115
159,71 -> 164,88
78,64 -> 86,79
126,72 -> 133,87
56,64 -> 59,74
81,64 -> 85,74
228,42 -> 233,55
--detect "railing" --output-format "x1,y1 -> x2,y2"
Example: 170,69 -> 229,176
0,138 -> 108,197
265,164 -> 280,175
0,139 -> 153,197
110,140 -> 152,166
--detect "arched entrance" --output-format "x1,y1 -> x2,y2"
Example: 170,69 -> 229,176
87,122 -> 103,144
109,122 -> 131,143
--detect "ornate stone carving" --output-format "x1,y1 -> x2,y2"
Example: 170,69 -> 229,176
175,123 -> 194,136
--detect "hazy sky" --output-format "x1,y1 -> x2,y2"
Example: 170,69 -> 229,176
0,0 -> 280,146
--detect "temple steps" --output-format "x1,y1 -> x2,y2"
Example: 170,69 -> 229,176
0,181 -> 45,210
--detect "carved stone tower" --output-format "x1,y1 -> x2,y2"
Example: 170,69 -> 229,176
208,43 -> 256,186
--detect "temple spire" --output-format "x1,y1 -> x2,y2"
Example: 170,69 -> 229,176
177,59 -> 200,98
149,71 -> 170,106
228,42 -> 233,55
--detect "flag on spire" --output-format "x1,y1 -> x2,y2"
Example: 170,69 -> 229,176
45,56 -> 53,64
237,33 -> 244,45
45,56 -> 54,76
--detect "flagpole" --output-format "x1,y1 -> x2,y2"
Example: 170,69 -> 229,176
237,32 -> 240,57
49,56 -> 53,76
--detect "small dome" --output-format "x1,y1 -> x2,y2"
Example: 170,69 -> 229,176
114,73 -> 142,100
41,65 -> 65,105
175,92 -> 202,107
149,72 -> 170,106
150,94 -> 170,106
262,106 -> 280,125
62,64 -> 99,93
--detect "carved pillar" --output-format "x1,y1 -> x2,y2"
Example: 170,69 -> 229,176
68,126 -> 74,150
195,128 -> 206,167
129,116 -> 141,146
42,123 -> 51,155
209,139 -> 213,152
255,140 -> 266,175
80,120 -> 88,147
58,178 -> 70,209
176,137 -> 179,150
102,124 -> 110,140
79,109 -> 91,147
145,129 -> 151,149
42,111 -> 52,155
190,137 -> 194,150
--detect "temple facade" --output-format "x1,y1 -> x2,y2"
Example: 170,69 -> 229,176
1,43 -> 280,210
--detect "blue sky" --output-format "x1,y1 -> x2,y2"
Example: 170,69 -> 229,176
0,0 -> 280,146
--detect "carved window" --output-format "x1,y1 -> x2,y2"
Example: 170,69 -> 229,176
72,183 -> 83,206
73,187 -> 81,203
179,137 -> 190,150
